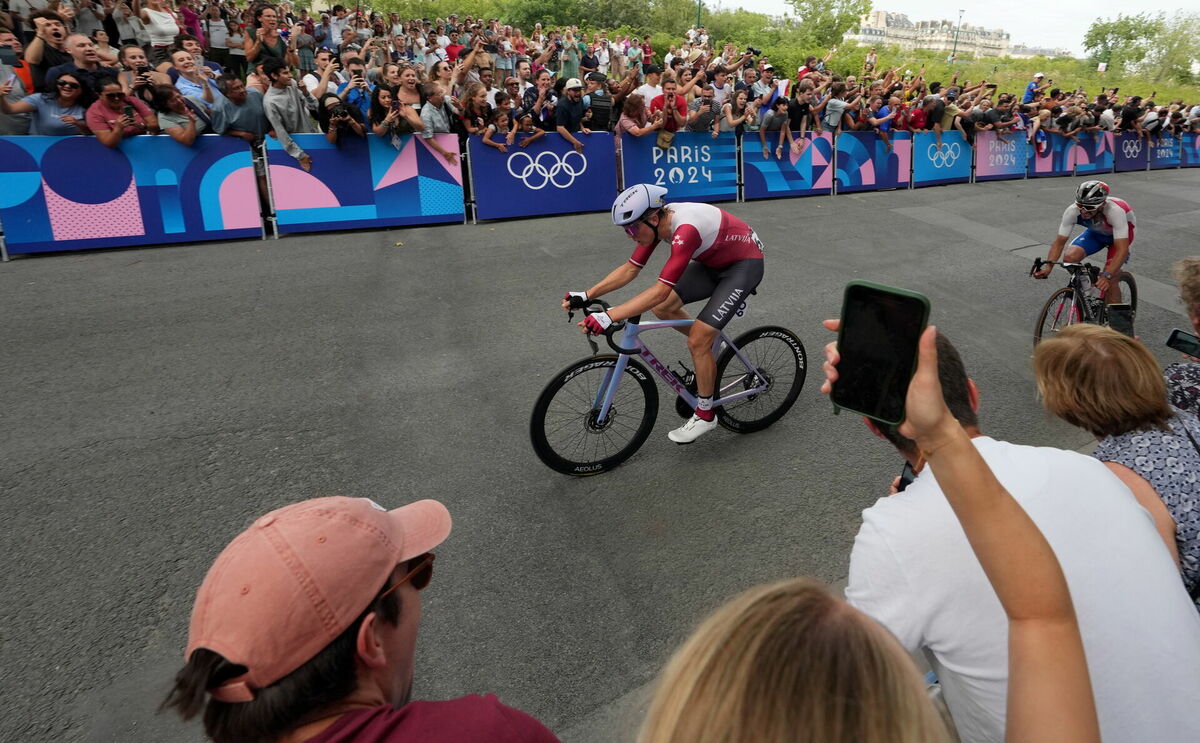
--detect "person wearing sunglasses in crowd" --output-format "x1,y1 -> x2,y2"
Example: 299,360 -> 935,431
1033,180 -> 1135,309
86,75 -> 158,147
162,496 -> 562,743
0,71 -> 91,136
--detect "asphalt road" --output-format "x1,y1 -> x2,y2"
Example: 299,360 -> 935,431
2,168 -> 1196,743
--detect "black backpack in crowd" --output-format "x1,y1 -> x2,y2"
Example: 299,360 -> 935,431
587,89 -> 614,131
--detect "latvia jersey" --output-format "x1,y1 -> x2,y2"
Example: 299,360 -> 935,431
1057,197 -> 1136,242
628,203 -> 764,287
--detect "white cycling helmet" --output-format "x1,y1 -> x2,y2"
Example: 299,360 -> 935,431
611,184 -> 668,226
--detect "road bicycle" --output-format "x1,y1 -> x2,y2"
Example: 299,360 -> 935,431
530,298 -> 807,475
1030,258 -> 1138,344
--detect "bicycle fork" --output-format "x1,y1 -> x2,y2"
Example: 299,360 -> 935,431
592,353 -> 631,423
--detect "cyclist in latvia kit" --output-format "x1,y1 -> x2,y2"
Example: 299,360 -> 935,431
563,184 -> 764,445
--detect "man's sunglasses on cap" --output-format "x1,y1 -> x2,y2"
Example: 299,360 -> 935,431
379,552 -> 435,599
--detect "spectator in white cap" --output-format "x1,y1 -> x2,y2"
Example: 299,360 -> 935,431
556,76 -> 591,152
162,496 -> 561,743
1022,72 -> 1049,104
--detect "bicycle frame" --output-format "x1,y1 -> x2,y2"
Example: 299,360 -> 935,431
592,318 -> 767,423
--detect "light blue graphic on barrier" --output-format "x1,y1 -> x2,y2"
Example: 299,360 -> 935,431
1028,132 -> 1072,177
1150,134 -> 1181,170
266,133 -> 464,233
1185,133 -> 1200,168
1071,131 -> 1114,176
912,131 -> 971,187
974,131 -> 1029,181
0,134 -> 259,254
835,131 -> 912,192
743,132 -> 833,199
621,131 -> 738,203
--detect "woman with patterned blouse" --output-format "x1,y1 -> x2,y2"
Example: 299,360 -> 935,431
1166,257 -> 1200,416
1034,324 -> 1200,611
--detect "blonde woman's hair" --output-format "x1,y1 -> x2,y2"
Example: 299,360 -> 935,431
1033,324 -> 1172,438
638,578 -> 950,743
1173,257 -> 1200,315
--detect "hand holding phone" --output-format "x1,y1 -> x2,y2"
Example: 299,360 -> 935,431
828,282 -> 930,425
1166,328 -> 1200,360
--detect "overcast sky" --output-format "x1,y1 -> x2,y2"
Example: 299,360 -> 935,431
733,1 -> 1195,56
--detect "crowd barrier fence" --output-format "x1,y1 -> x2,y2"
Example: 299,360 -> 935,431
1,129 -> 1197,259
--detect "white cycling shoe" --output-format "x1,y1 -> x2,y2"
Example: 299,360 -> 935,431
668,414 -> 719,444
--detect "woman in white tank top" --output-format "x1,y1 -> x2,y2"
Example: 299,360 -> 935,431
140,0 -> 181,64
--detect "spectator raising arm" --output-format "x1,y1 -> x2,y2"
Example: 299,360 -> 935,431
821,322 -> 1100,743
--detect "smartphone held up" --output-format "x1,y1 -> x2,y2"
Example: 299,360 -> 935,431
831,281 -> 931,426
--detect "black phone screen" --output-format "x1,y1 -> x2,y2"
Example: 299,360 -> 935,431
832,282 -> 929,425
1167,328 -> 1200,358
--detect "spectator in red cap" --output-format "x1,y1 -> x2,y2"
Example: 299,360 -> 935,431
163,496 -> 561,743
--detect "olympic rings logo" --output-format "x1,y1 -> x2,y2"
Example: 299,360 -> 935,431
1121,139 -> 1142,158
926,142 -> 961,168
506,150 -> 588,189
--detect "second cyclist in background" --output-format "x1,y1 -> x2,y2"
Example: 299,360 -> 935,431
1034,180 -> 1135,305
563,184 -> 765,444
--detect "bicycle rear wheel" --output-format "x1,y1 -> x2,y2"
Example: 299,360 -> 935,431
714,326 -> 807,433
1034,287 -> 1082,344
530,355 -> 659,476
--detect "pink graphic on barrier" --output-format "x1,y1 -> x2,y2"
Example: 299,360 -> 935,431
857,154 -> 876,185
267,165 -> 341,209
375,136 -> 419,190
419,135 -> 463,185
811,133 -> 833,188
44,178 -> 144,241
218,166 -> 262,229
893,138 -> 912,184
374,135 -> 464,191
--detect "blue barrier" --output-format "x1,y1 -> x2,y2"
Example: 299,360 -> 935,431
1114,132 -> 1149,172
266,133 -> 463,233
1070,131 -> 1114,176
973,131 -> 1029,181
912,131 -> 970,187
1028,132 -> 1072,178
470,132 -> 616,220
835,131 -> 911,193
0,134 -> 259,254
1185,132 -> 1200,168
1149,134 -> 1182,170
743,132 -> 832,199
621,130 -> 738,203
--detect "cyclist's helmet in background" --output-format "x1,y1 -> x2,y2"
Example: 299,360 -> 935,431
1075,180 -> 1110,209
611,184 -> 668,226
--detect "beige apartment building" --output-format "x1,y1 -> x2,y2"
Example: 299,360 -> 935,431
845,11 -> 1011,58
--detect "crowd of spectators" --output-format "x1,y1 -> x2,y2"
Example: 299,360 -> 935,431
4,3 -> 1198,164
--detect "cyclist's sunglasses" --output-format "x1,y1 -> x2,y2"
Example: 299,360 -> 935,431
1076,203 -> 1100,217
378,552 -> 435,599
622,217 -> 656,239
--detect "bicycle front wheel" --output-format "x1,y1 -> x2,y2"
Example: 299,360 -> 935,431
715,326 -> 807,433
530,355 -> 659,476
1034,287 -> 1082,344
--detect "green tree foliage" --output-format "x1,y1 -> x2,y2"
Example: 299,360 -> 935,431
1082,13 -> 1163,75
785,0 -> 871,48
1147,12 -> 1200,84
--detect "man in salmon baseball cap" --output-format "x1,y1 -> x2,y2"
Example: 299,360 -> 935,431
162,496 -> 561,743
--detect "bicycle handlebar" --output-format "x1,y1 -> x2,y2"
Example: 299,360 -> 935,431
1030,258 -> 1096,277
566,297 -> 641,355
